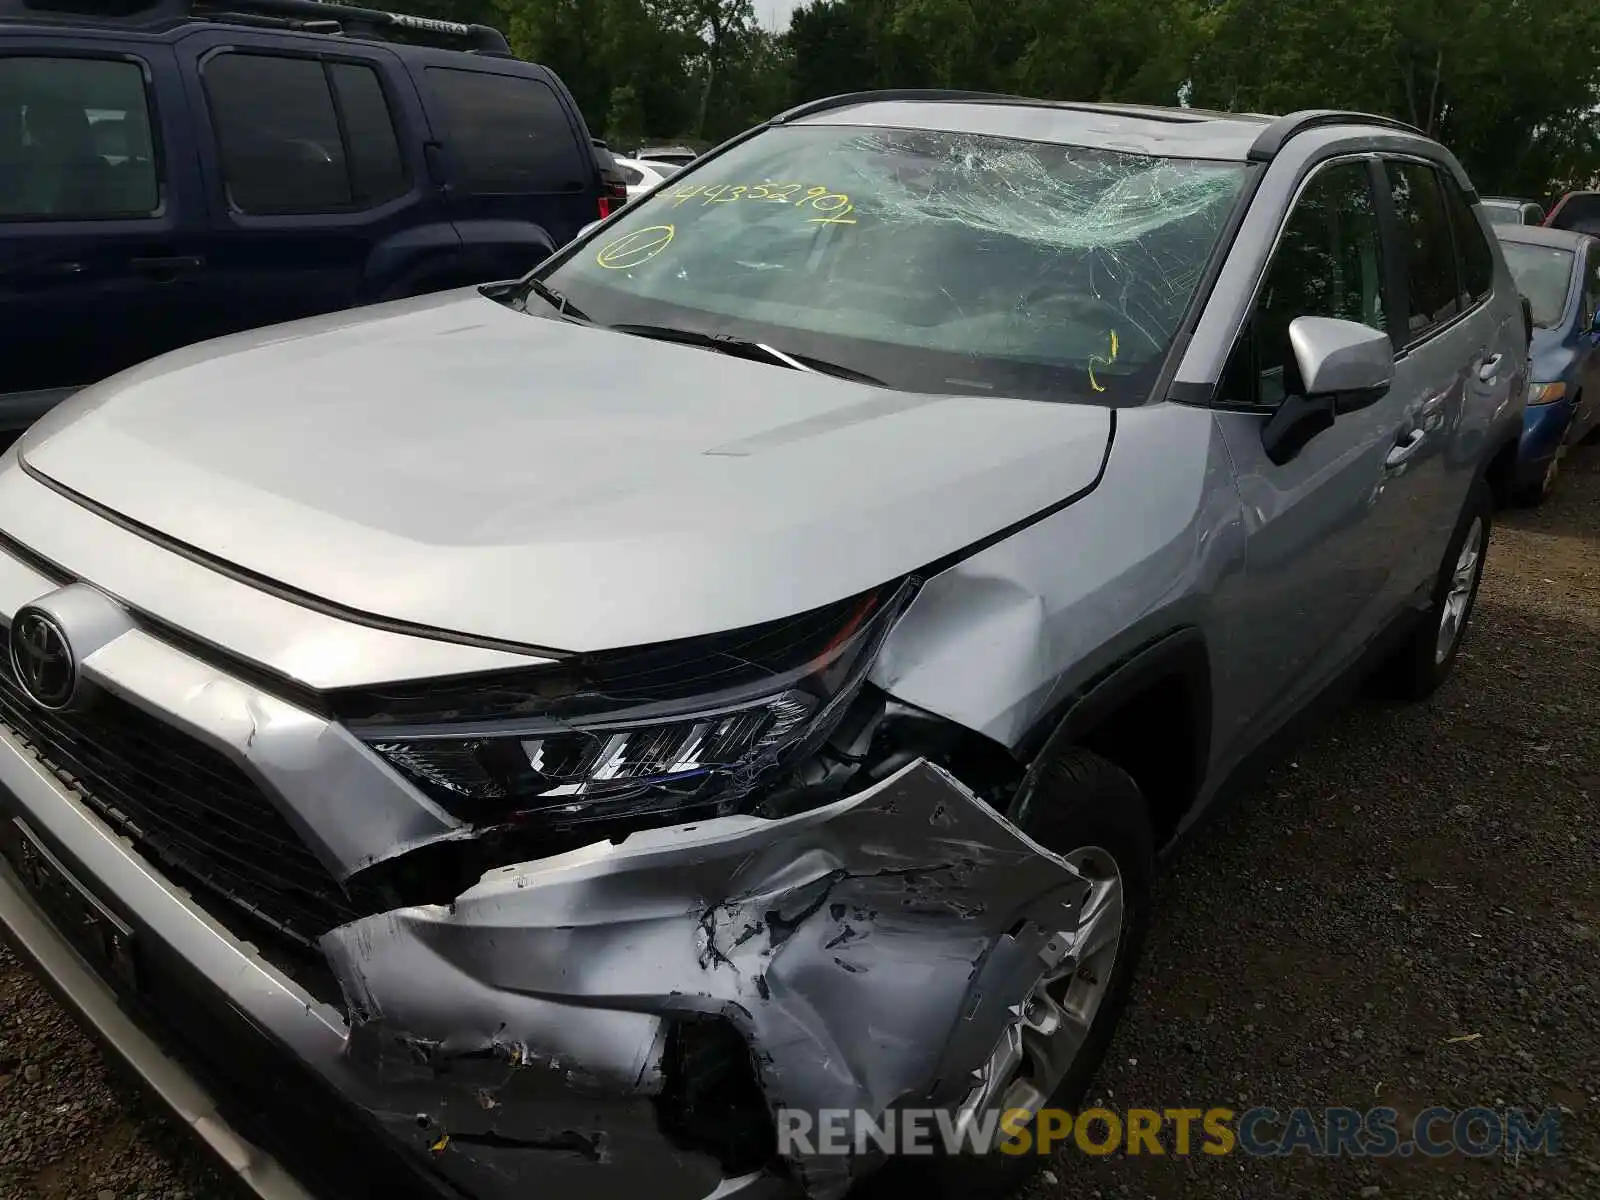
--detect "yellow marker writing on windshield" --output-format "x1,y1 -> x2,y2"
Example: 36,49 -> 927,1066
1088,330 -> 1120,393
596,225 -> 675,269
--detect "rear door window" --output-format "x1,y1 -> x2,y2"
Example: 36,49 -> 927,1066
0,56 -> 160,219
202,52 -> 406,214
420,68 -> 584,194
1438,174 -> 1495,307
328,62 -> 406,207
1385,161 -> 1462,338
203,53 -> 347,213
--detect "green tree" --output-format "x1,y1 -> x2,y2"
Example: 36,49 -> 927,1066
1192,0 -> 1600,198
389,0 -> 1600,197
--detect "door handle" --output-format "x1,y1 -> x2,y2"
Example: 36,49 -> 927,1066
30,260 -> 85,278
129,255 -> 205,275
1386,427 -> 1426,468
1477,352 -> 1504,382
2,260 -> 84,282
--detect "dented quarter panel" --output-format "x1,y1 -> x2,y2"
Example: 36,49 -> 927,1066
321,760 -> 1090,1200
872,402 -> 1249,762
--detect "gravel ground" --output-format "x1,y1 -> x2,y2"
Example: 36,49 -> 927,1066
2,445 -> 1598,1200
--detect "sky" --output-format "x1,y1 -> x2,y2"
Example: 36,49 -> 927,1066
756,0 -> 799,29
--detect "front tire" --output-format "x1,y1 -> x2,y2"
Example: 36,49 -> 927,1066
1383,478 -> 1492,701
859,748 -> 1154,1200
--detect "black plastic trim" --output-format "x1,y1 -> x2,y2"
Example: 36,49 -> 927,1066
1248,110 -> 1426,162
3,0 -> 510,52
1016,625 -> 1212,784
771,90 -> 1228,128
770,89 -> 1020,123
1165,380 -> 1217,407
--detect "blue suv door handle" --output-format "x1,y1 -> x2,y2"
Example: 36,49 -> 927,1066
3,259 -> 84,283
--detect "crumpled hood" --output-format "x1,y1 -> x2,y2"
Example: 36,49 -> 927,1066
21,289 -> 1112,651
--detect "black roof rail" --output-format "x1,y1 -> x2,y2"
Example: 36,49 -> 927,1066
771,90 -> 1263,130
770,89 -> 1022,124
2,0 -> 511,53
1248,110 -> 1427,161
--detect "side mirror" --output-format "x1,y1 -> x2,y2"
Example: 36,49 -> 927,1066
1261,316 -> 1394,466
1521,294 -> 1535,347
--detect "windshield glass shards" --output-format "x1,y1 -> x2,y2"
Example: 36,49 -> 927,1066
535,124 -> 1248,404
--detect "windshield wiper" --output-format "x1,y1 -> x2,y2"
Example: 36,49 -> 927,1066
522,278 -> 592,323
608,324 -> 885,385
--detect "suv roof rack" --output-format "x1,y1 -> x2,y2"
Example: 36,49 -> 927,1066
770,89 -> 1021,124
1247,110 -> 1425,161
772,89 -> 1261,129
1,0 -> 512,53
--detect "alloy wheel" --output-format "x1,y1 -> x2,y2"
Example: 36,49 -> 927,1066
957,846 -> 1125,1124
1435,516 -> 1484,665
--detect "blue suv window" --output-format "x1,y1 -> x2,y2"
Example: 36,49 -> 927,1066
328,61 -> 405,206
0,56 -> 160,220
202,52 -> 406,214
421,68 -> 583,194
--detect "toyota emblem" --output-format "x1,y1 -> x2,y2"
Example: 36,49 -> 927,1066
9,607 -> 77,711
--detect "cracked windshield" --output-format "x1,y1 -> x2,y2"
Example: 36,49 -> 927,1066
538,124 -> 1246,402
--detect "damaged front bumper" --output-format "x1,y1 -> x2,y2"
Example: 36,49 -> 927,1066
0,718 -> 1088,1200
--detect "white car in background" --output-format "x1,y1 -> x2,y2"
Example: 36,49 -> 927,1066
615,154 -> 676,200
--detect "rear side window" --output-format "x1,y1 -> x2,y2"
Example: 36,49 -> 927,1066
1385,161 -> 1461,337
202,53 -> 407,214
421,68 -> 585,194
329,62 -> 406,206
0,56 -> 160,220
1439,176 -> 1494,305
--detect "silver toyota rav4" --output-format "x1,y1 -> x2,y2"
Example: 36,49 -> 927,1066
0,93 -> 1526,1200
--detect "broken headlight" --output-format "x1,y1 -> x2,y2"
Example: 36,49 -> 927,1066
358,582 -> 914,829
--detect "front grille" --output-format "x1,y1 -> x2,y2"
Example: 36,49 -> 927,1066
0,656 -> 363,949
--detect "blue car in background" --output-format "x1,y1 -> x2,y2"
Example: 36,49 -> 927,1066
1494,224 -> 1600,503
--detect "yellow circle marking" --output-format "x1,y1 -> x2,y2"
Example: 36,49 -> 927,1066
596,224 -> 675,269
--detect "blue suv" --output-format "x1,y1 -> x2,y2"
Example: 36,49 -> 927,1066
0,0 -> 604,442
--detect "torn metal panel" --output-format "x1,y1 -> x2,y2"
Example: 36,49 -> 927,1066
322,759 -> 1090,1200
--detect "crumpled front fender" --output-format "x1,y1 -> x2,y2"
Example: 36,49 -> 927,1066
321,760 -> 1090,1200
